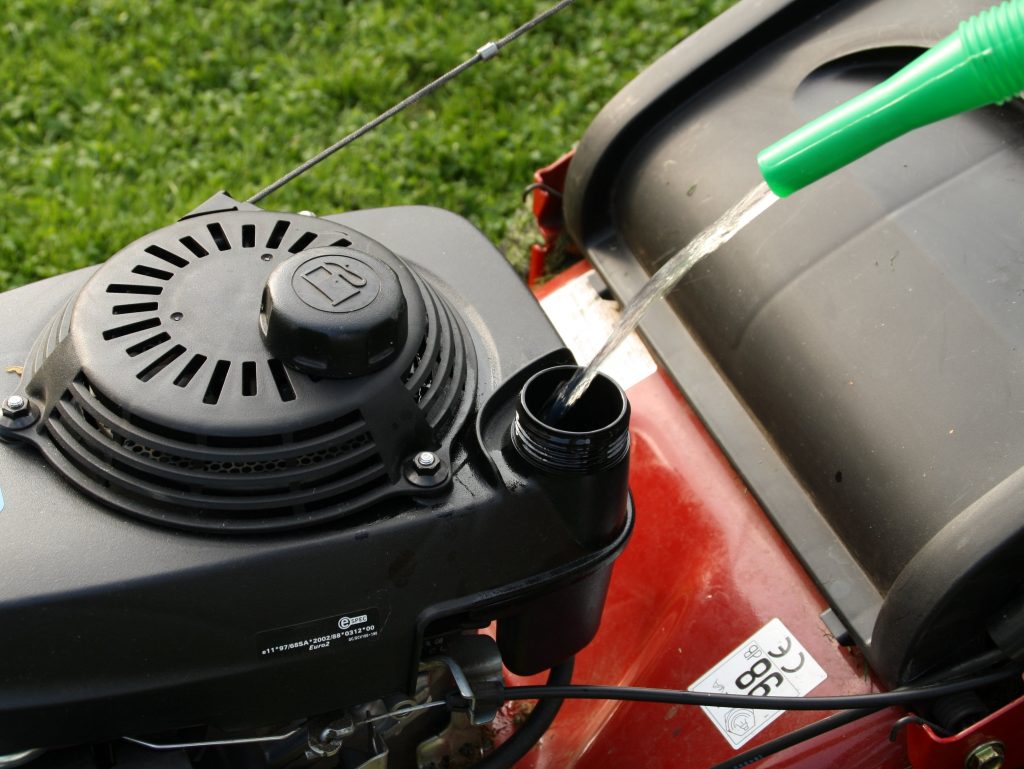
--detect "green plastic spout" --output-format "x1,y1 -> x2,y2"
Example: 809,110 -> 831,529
758,0 -> 1024,197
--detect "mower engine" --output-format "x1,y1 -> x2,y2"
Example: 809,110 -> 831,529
0,194 -> 632,768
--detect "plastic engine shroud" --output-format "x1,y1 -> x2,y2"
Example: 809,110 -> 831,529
0,200 -> 632,753
12,205 -> 472,531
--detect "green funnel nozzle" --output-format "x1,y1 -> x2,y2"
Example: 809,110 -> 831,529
758,0 -> 1024,197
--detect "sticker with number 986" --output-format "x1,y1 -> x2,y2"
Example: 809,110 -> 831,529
689,618 -> 827,748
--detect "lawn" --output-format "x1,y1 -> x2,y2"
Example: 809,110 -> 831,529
0,0 -> 734,291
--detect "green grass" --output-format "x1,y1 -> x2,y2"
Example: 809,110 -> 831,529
0,0 -> 735,291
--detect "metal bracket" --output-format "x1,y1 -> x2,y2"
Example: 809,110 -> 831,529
428,655 -> 483,724
422,653 -> 501,726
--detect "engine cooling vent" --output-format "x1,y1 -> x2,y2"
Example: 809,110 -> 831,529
18,206 -> 474,532
88,213 -> 352,406
402,268 -> 471,434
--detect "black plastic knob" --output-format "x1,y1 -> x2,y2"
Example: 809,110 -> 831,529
260,246 -> 408,378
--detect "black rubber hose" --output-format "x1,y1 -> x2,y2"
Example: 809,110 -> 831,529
473,658 -> 575,769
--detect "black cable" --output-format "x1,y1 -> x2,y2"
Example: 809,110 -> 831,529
916,648 -> 1005,683
888,714 -> 953,741
707,708 -> 878,769
472,657 -> 575,769
247,0 -> 577,204
498,665 -> 1019,711
702,651 -> 1013,769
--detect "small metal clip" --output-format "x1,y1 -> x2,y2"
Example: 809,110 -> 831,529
423,655 -> 495,725
476,41 -> 500,60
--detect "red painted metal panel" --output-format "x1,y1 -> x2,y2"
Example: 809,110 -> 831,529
526,151 -> 578,286
906,693 -> 1024,769
519,199 -> 1024,765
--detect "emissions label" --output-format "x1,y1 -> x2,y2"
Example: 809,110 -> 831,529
689,618 -> 827,748
257,608 -> 381,660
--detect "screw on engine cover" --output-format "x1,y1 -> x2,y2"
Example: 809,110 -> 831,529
415,451 -> 440,472
2,395 -> 29,419
406,451 -> 448,488
965,741 -> 1005,769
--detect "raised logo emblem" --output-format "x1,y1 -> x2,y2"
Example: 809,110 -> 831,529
292,254 -> 381,313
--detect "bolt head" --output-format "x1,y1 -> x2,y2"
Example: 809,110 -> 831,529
966,741 -> 1005,769
415,451 -> 440,471
406,451 -> 448,487
2,395 -> 29,419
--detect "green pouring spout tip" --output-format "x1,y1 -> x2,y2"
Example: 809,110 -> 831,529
758,0 -> 1024,198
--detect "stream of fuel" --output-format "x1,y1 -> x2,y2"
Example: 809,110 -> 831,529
545,181 -> 779,424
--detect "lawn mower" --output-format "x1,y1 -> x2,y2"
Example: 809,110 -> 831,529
2,0 -> 1024,768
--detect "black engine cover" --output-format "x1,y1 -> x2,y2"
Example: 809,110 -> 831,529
0,202 -> 631,752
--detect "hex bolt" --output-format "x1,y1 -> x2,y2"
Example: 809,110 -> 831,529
414,451 -> 440,473
966,741 -> 1005,769
405,451 -> 448,489
2,394 -> 29,419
